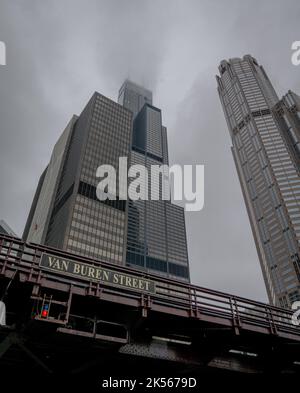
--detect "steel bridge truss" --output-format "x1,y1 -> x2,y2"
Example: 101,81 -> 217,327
0,233 -> 300,375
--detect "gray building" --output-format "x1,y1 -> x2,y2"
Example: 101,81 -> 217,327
217,55 -> 300,307
118,80 -> 152,119
273,91 -> 300,171
0,220 -> 17,236
118,82 -> 189,281
24,92 -> 132,265
24,83 -> 190,281
23,115 -> 78,245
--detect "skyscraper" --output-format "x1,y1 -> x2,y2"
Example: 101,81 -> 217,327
24,93 -> 132,266
217,55 -> 300,307
273,91 -> 300,170
24,82 -> 190,281
118,80 -> 152,118
0,220 -> 17,236
119,81 -> 189,281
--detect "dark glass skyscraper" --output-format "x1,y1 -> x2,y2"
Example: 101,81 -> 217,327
217,55 -> 300,307
119,81 -> 189,281
24,93 -> 132,265
24,82 -> 190,281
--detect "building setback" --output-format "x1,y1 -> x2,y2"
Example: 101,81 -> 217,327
119,82 -> 189,281
217,55 -> 300,307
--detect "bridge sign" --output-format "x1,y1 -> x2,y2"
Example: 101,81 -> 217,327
40,253 -> 156,293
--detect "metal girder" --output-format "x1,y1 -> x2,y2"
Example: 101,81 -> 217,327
0,330 -> 52,373
0,332 -> 16,358
16,340 -> 52,374
119,340 -> 201,365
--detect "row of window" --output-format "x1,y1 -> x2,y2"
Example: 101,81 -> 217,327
126,251 -> 189,278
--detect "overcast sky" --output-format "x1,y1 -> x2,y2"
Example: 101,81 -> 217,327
0,0 -> 299,302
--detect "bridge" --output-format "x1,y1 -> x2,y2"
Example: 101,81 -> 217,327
0,233 -> 300,379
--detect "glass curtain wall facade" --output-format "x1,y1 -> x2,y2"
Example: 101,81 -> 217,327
217,55 -> 300,307
24,92 -> 132,266
118,80 -> 153,119
273,91 -> 300,171
119,81 -> 190,281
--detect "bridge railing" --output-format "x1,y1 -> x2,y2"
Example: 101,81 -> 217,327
0,233 -> 298,338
